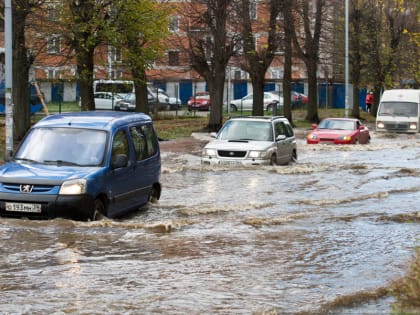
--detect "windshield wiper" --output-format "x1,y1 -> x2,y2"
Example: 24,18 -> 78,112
14,157 -> 40,164
43,160 -> 81,166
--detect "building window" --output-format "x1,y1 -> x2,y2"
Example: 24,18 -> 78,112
169,16 -> 179,32
168,51 -> 179,66
47,36 -> 60,55
47,6 -> 59,21
47,68 -> 59,79
109,46 -> 122,62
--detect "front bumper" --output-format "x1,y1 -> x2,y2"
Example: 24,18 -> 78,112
0,192 -> 95,220
201,157 -> 271,166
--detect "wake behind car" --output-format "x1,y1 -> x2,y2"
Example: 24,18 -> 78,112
202,116 -> 297,166
0,112 -> 161,221
306,118 -> 370,144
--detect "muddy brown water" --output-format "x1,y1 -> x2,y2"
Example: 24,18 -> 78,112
1,131 -> 420,314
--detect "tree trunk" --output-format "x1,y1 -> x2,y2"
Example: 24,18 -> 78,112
283,9 -> 293,125
306,61 -> 319,123
251,69 -> 266,116
352,85 -> 360,118
12,7 -> 31,141
207,66 -> 225,131
77,49 -> 95,111
132,69 -> 149,114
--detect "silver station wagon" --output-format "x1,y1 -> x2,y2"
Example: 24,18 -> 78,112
202,116 -> 297,166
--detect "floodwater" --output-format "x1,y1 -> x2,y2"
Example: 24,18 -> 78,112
1,130 -> 420,314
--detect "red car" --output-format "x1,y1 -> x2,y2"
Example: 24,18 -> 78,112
187,92 -> 211,111
291,91 -> 308,108
306,118 -> 370,144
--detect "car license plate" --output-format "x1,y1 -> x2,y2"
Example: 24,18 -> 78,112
219,160 -> 241,166
5,202 -> 42,213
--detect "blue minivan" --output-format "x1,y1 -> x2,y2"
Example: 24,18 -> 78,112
0,111 -> 161,221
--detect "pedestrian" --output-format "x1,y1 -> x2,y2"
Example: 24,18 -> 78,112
366,91 -> 373,113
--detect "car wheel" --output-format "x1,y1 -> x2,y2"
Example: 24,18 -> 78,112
270,154 -> 277,166
229,104 -> 237,112
90,199 -> 105,221
291,150 -> 297,163
149,185 -> 161,203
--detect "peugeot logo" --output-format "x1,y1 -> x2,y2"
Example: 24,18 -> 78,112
20,184 -> 34,193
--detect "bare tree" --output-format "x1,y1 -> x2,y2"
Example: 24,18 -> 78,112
290,0 -> 327,123
237,0 -> 284,116
282,0 -> 295,125
0,0 -> 47,140
178,0 -> 237,131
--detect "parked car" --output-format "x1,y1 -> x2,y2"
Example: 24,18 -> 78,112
188,92 -> 211,111
228,92 -> 283,112
291,91 -> 308,108
202,116 -> 297,166
0,111 -> 162,221
94,92 -> 124,110
147,87 -> 171,108
115,93 -> 169,112
152,88 -> 181,110
306,118 -> 371,144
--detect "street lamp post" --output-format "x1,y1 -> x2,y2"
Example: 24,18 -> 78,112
5,0 -> 13,160
345,0 -> 349,118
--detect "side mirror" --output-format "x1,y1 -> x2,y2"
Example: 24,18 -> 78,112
210,132 -> 217,138
111,154 -> 128,169
276,135 -> 287,141
311,123 -> 317,129
359,125 -> 365,130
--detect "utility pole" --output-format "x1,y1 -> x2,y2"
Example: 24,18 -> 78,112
344,0 -> 349,118
5,0 -> 13,160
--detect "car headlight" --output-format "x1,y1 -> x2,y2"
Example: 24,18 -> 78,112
409,122 -> 417,130
249,151 -> 268,158
59,179 -> 87,195
307,133 -> 318,140
377,122 -> 384,129
203,148 -> 217,157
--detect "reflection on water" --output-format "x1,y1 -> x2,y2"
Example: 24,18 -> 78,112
1,132 -> 420,314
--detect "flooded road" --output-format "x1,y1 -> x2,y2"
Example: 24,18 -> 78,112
1,130 -> 420,314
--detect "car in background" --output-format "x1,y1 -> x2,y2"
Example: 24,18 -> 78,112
94,92 -> 124,110
291,91 -> 308,108
202,116 -> 297,166
306,118 -> 370,144
228,92 -> 282,112
0,111 -> 161,221
147,87 -> 171,108
150,88 -> 181,110
188,92 -> 211,111
115,92 -> 169,112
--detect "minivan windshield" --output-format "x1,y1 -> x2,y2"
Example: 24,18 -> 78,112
378,101 -> 418,117
15,128 -> 107,166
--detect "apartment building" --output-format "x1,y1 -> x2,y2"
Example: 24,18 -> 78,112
1,1 -> 324,106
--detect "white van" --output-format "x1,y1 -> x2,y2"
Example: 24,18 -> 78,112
376,89 -> 420,133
